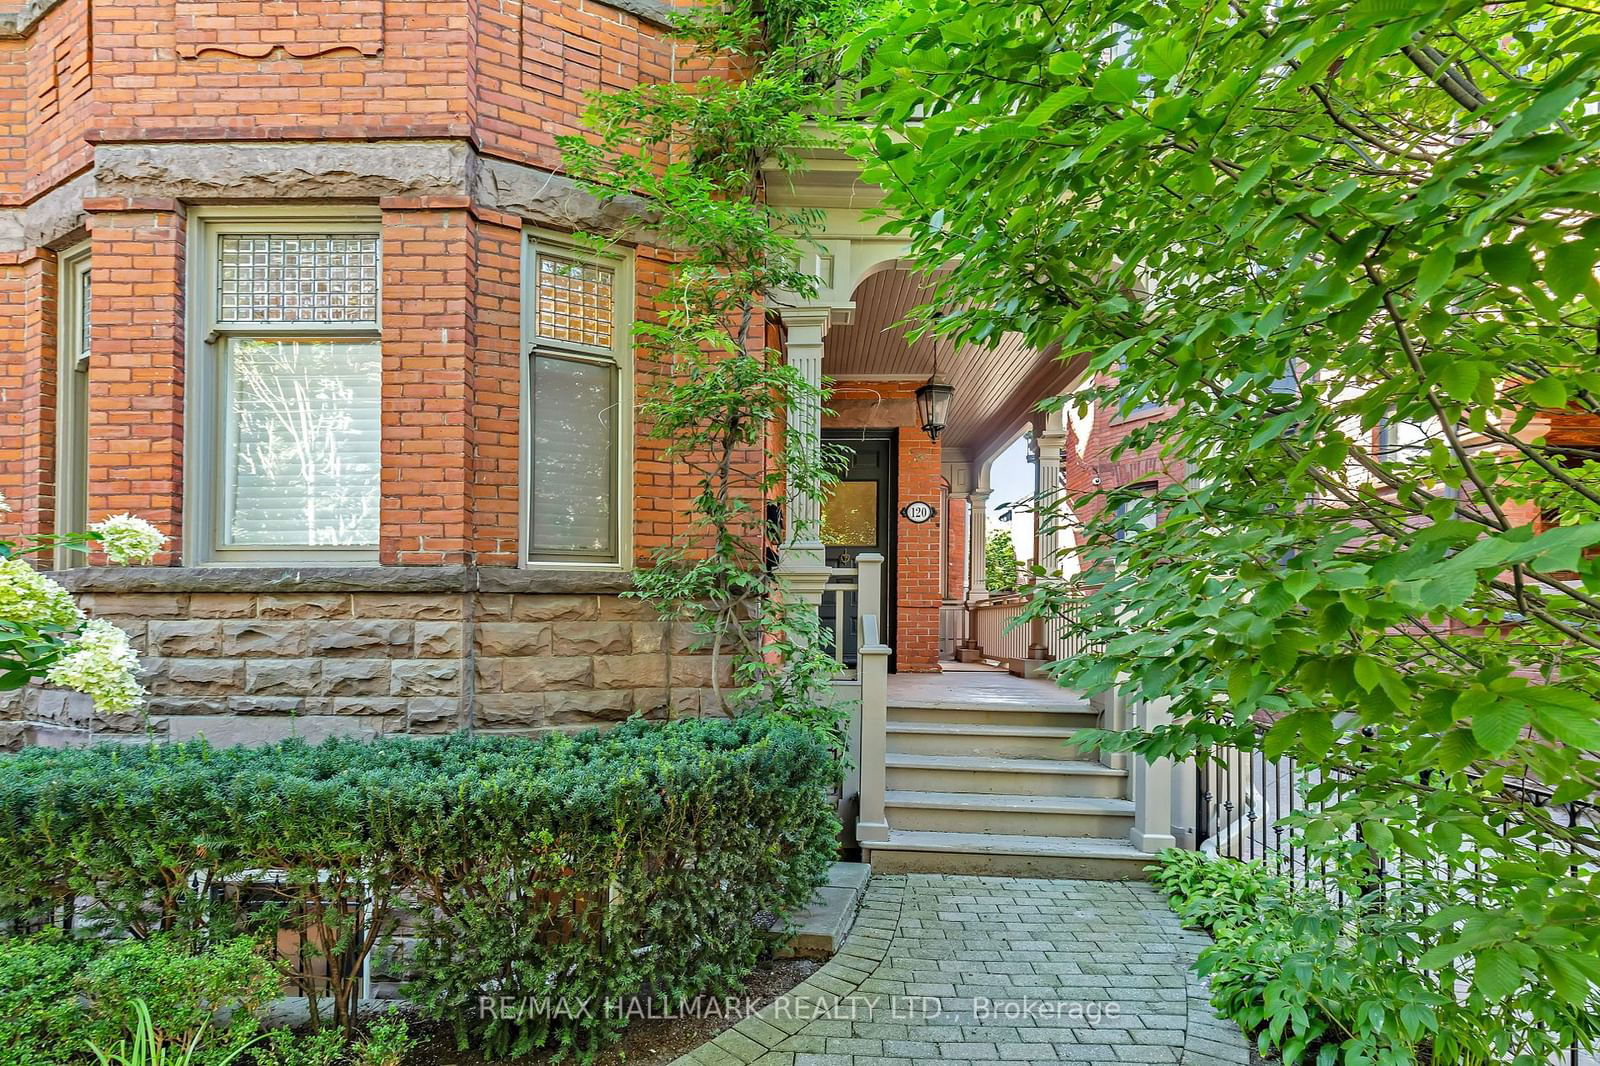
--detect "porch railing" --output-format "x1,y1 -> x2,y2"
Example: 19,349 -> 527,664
938,601 -> 966,660
965,582 -> 1102,670
819,564 -> 860,674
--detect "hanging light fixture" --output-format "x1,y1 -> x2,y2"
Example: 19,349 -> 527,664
915,321 -> 956,442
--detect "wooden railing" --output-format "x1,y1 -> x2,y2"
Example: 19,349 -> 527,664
938,601 -> 966,660
966,583 -> 1103,670
971,594 -> 1032,664
820,564 -> 860,674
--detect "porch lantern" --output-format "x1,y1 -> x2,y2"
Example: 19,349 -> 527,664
915,373 -> 955,442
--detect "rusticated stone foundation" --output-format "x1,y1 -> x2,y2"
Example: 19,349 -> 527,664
0,567 -> 730,750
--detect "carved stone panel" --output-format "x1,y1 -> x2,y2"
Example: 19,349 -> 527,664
177,1 -> 385,60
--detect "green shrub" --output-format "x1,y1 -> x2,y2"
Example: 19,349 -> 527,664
81,935 -> 281,1066
252,1009 -> 414,1066
0,930 -> 97,1066
88,999 -> 263,1066
1148,847 -> 1276,933
0,716 -> 840,1061
1150,849 -> 1570,1064
0,933 -> 280,1066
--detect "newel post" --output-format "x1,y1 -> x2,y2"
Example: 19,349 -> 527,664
1129,693 -> 1179,852
855,552 -> 891,844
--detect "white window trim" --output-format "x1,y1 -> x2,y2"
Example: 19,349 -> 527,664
519,228 -> 634,571
183,207 -> 384,566
54,241 -> 92,568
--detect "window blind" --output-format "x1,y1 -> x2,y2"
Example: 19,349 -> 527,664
529,355 -> 616,556
224,338 -> 381,547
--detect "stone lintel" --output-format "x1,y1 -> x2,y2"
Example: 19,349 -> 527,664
56,565 -> 637,597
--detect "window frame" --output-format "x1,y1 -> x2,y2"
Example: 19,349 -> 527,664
54,241 -> 92,568
519,229 -> 634,570
184,207 -> 384,565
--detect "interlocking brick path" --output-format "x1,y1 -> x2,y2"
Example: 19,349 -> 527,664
673,874 -> 1250,1066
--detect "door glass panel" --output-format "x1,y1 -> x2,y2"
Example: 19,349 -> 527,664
822,481 -> 878,546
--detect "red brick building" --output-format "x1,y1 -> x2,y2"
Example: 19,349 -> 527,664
0,0 -> 1086,747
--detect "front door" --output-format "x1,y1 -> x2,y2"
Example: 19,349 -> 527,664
820,432 -> 896,670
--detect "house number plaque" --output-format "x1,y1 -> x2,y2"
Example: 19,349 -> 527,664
900,501 -> 937,524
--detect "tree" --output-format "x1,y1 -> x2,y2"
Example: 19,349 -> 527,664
853,0 -> 1600,1060
561,0 -> 864,721
985,528 -> 1019,594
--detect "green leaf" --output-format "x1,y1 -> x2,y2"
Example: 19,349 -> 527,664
1264,710 -> 1335,758
1436,361 -> 1481,402
1435,729 -> 1480,774
1415,246 -> 1455,304
1544,240 -> 1597,302
1471,700 -> 1531,756
1481,242 -> 1534,286
1472,951 -> 1522,1000
1522,376 -> 1568,409
1092,66 -> 1141,105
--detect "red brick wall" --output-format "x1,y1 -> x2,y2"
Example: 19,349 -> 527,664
0,249 -> 57,538
84,198 -> 187,564
379,198 -> 475,565
0,0 -> 757,576
467,209 -> 524,566
825,379 -> 942,672
0,0 -> 96,207
1063,374 -> 1184,547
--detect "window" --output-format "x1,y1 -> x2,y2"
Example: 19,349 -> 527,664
522,234 -> 632,566
1115,481 -> 1160,540
187,212 -> 383,563
54,242 -> 91,567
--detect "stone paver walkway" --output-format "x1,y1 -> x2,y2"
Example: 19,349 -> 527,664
674,874 -> 1250,1066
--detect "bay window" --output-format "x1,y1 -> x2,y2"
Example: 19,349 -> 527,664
522,233 -> 632,567
189,212 -> 383,563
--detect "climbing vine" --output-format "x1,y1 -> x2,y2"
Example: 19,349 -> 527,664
558,0 -> 863,723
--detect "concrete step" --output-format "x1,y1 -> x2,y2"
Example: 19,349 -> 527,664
884,752 -> 1127,798
884,789 -> 1134,837
887,702 -> 1099,729
886,720 -> 1090,760
777,861 -> 871,959
863,830 -> 1155,880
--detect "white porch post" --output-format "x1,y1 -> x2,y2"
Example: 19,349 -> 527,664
855,552 -> 890,844
1129,694 -> 1180,852
777,307 -> 834,627
1034,405 -> 1068,575
966,486 -> 991,605
958,467 -> 992,661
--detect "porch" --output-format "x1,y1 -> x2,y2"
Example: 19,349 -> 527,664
822,553 -> 1176,878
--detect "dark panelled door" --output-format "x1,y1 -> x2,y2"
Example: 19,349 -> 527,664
820,432 -> 895,670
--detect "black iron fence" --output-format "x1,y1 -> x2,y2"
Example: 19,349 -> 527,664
1193,729 -> 1599,1065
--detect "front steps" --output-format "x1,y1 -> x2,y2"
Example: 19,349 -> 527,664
864,689 -> 1156,880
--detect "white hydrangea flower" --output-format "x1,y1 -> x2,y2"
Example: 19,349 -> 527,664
45,619 -> 145,714
89,514 -> 167,565
0,556 -> 84,629
0,490 -> 11,513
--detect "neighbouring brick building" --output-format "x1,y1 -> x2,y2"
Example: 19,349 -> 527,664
0,0 -> 1091,749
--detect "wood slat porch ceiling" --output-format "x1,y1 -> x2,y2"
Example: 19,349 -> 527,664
821,267 -> 1083,458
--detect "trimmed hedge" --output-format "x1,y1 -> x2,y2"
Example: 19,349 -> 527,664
0,716 -> 841,1060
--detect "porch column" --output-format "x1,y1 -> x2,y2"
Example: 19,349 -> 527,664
958,480 -> 992,661
1034,406 -> 1068,575
776,307 -> 834,629
966,486 -> 991,606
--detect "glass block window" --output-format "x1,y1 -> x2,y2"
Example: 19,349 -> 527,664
217,234 -> 380,324
535,254 -> 614,348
